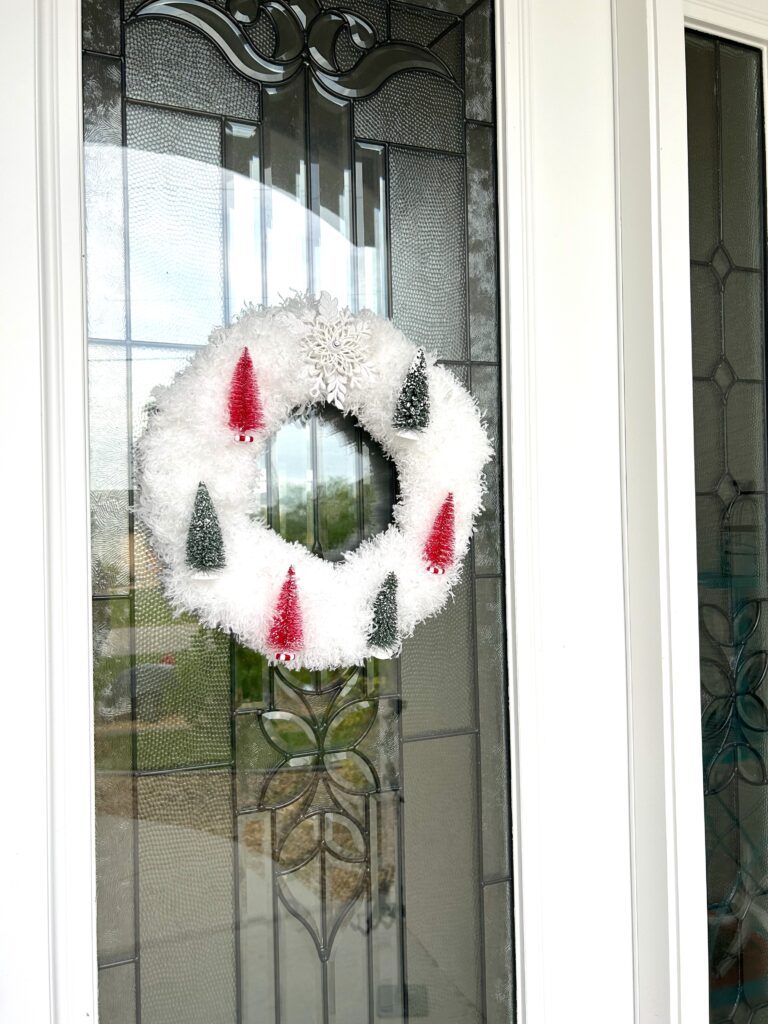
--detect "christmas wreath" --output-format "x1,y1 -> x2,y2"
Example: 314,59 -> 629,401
137,293 -> 493,670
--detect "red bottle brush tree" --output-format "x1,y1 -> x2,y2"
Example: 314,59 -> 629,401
268,566 -> 304,662
228,347 -> 265,441
423,492 -> 455,574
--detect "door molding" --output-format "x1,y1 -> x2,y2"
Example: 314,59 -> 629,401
0,0 -> 98,1021
612,0 -> 709,1020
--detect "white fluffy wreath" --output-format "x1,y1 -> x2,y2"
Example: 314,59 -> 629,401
137,294 -> 493,670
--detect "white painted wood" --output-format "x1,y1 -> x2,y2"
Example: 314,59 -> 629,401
0,4 -> 54,1021
497,1 -> 635,1020
0,0 -> 97,1021
612,0 -> 710,1020
686,0 -> 768,38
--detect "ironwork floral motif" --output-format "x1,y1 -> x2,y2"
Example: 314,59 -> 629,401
131,0 -> 455,99
701,600 -> 768,793
255,664 -> 388,960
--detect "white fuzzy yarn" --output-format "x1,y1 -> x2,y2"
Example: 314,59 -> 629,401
136,295 -> 493,670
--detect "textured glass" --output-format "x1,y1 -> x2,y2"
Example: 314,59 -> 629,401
465,0 -> 494,123
354,72 -> 463,154
238,812 -> 276,1023
401,569 -> 475,738
720,44 -> 762,269
137,771 -> 236,1024
85,0 -> 511,1019
126,104 -> 224,345
403,734 -> 482,1024
687,31 -> 768,1023
686,34 -> 719,263
396,0 -> 479,13
476,578 -> 510,881
83,55 -> 126,340
94,599 -> 135,965
83,0 -> 121,54
133,532 -> 232,771
126,19 -> 260,121
390,4 -> 455,47
98,964 -> 137,1024
471,364 -> 502,574
89,344 -> 130,594
390,147 -> 467,358
467,124 -> 498,361
224,122 -> 265,317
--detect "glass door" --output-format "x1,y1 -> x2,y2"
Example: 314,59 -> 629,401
83,1 -> 513,1022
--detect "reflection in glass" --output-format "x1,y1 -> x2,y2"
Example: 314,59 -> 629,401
355,142 -> 388,316
84,0 -> 511,1018
263,74 -> 309,303
225,122 -> 265,317
687,32 -> 768,1022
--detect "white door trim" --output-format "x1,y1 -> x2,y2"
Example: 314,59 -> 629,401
498,2 -> 636,1020
0,0 -> 98,1021
3,0 -> 726,1020
612,0 -> 709,1020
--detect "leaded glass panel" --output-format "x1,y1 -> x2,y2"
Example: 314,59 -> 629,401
686,31 -> 768,1022
83,3 -> 512,1021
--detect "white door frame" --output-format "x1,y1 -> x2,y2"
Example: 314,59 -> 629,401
0,1 -> 97,1022
0,0 -> 726,1020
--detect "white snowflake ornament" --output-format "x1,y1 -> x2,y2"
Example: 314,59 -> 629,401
298,292 -> 374,409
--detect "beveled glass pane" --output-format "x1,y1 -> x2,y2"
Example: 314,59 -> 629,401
316,410 -> 362,559
354,142 -> 388,316
263,73 -> 309,304
309,81 -> 355,307
224,121 -> 265,317
270,419 -> 314,548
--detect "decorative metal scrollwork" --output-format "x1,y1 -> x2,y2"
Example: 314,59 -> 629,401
131,0 -> 455,98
